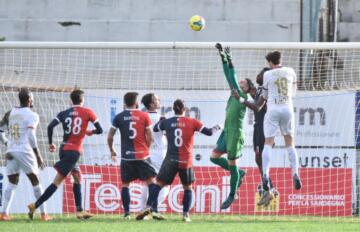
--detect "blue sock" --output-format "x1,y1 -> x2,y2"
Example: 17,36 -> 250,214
147,183 -> 161,212
35,183 -> 57,209
73,183 -> 83,212
183,189 -> 192,214
121,187 -> 130,214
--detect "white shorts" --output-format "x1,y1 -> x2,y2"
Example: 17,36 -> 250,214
6,151 -> 39,175
264,105 -> 294,138
149,154 -> 165,173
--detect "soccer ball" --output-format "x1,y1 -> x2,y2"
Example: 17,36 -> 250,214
189,15 -> 205,31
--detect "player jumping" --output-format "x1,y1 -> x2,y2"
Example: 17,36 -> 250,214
233,68 -> 279,204
139,93 -> 170,220
210,43 -> 253,209
246,51 -> 301,206
1,88 -> 51,221
107,92 -> 156,220
136,99 -> 221,222
27,89 -> 103,220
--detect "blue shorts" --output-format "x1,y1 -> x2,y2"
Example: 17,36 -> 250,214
54,148 -> 80,177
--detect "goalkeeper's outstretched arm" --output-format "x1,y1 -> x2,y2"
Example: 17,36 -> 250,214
215,43 -> 232,88
224,46 -> 247,99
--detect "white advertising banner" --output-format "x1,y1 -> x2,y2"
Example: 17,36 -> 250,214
82,89 -> 355,165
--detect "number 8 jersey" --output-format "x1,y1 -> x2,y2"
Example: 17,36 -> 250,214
55,106 -> 98,153
154,116 -> 203,169
111,109 -> 152,160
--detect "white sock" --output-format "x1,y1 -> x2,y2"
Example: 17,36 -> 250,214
33,185 -> 46,214
2,183 -> 17,215
140,185 -> 149,211
262,144 -> 272,178
287,146 -> 299,176
158,186 -> 170,206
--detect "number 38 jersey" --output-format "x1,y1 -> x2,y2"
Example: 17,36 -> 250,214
6,107 -> 39,154
56,106 -> 98,153
263,66 -> 297,108
112,109 -> 152,160
156,116 -> 203,169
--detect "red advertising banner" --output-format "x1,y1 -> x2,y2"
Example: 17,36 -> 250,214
63,166 -> 352,216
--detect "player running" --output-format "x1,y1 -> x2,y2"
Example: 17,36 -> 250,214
210,43 -> 253,209
232,68 -> 278,204
136,99 -> 221,222
1,88 -> 51,221
107,92 -> 156,220
139,93 -> 170,219
28,89 -> 103,220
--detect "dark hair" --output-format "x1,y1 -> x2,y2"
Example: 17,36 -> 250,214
245,78 -> 255,90
141,93 -> 155,110
18,88 -> 32,106
124,92 -> 139,107
173,99 -> 185,115
70,89 -> 85,105
265,51 -> 281,65
256,67 -> 271,85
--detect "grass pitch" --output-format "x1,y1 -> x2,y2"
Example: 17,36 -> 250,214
1,214 -> 360,232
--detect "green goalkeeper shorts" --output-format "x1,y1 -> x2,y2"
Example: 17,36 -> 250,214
214,129 -> 244,160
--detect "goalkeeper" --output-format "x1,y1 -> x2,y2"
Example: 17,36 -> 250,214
211,43 -> 253,209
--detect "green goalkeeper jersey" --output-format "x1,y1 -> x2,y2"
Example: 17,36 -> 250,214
222,63 -> 247,133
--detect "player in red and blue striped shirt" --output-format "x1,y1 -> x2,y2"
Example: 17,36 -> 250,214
136,99 -> 221,222
28,89 -> 103,220
107,92 -> 156,219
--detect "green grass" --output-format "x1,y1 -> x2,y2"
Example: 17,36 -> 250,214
1,214 -> 360,232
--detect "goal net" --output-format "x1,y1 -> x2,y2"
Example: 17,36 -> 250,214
0,42 -> 359,219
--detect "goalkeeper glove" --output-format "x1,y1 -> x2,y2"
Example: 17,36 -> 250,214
224,46 -> 232,61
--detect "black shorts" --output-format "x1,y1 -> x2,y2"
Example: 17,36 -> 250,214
253,124 -> 265,153
157,158 -> 195,186
121,158 -> 156,183
54,148 -> 80,177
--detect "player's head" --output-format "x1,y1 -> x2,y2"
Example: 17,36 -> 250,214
239,78 -> 255,94
256,67 -> 271,86
173,99 -> 186,116
266,51 -> 282,67
124,92 -> 139,109
141,93 -> 160,111
70,89 -> 85,106
18,88 -> 34,108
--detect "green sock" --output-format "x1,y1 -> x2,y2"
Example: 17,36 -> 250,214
210,157 -> 229,170
229,165 -> 240,196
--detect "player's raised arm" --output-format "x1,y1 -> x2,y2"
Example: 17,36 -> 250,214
224,47 -> 248,99
215,43 -> 233,89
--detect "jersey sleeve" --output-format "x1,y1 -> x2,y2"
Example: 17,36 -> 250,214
262,72 -> 269,99
27,113 -> 39,129
192,118 -> 203,132
87,108 -> 98,123
144,113 -> 152,128
111,115 -> 120,129
154,119 -> 166,132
